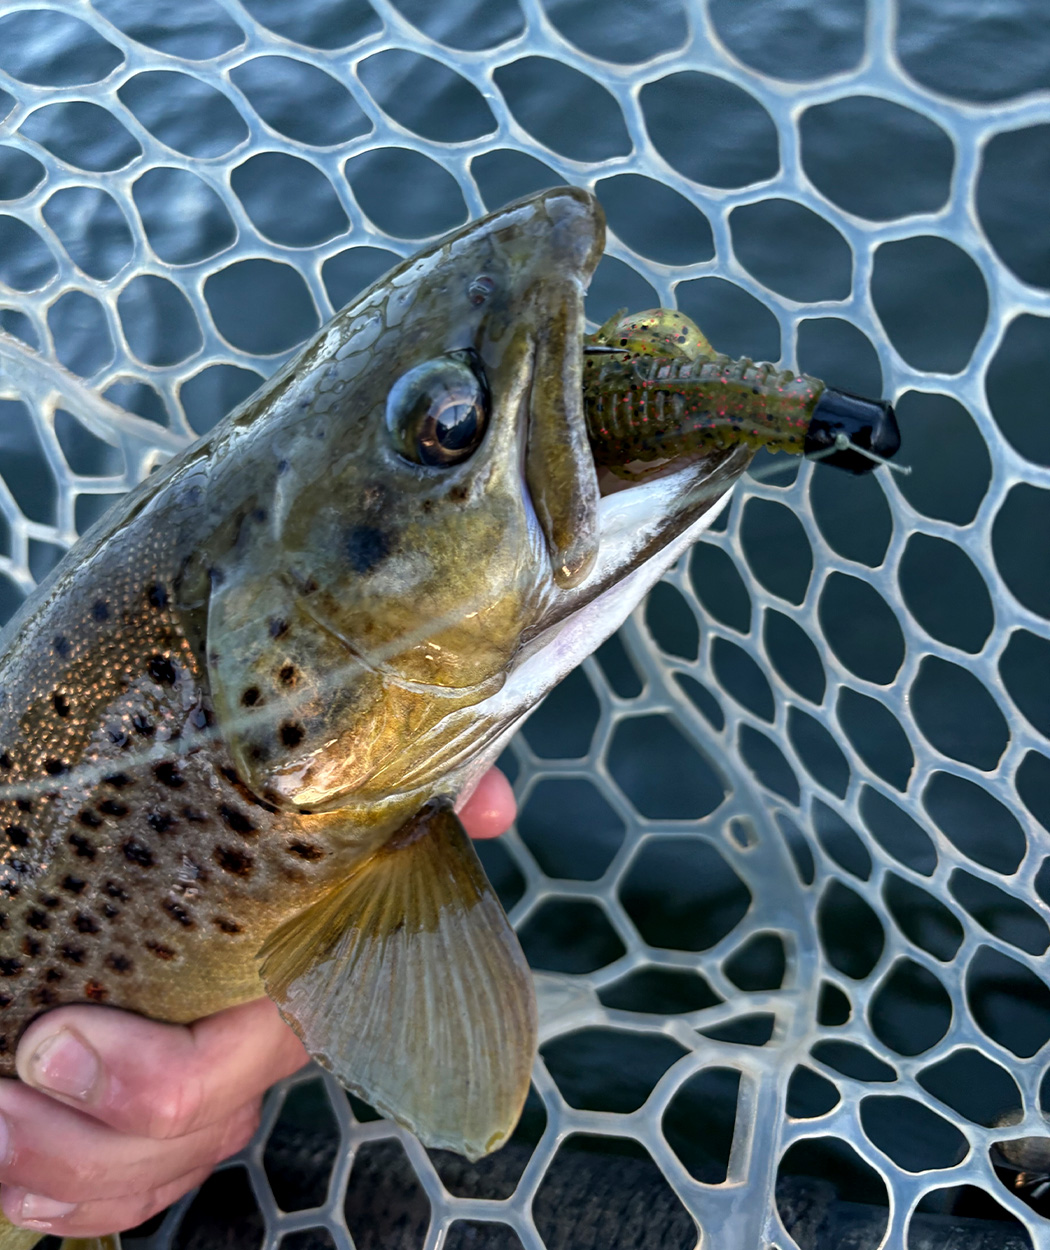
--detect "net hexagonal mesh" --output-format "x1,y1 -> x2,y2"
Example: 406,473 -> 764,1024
0,1 -> 1048,1246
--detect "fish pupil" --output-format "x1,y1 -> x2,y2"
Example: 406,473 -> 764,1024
434,401 -> 479,453
386,352 -> 489,468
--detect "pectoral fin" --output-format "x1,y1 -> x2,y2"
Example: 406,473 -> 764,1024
0,1216 -> 45,1250
258,798 -> 537,1160
0,1219 -> 120,1250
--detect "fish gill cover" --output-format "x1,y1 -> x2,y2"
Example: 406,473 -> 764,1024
0,0 -> 1048,1247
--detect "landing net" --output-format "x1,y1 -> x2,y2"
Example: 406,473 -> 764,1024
0,1 -> 1049,1246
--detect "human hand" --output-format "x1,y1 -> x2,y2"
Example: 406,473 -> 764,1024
0,768 -> 517,1239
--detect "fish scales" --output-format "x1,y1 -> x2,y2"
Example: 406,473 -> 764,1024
0,465 -> 359,1056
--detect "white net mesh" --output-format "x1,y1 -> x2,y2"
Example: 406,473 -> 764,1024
1,1 -> 1049,1246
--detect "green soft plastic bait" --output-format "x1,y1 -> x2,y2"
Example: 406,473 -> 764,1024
583,309 -> 900,478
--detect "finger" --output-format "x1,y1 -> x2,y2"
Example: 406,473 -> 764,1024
3,1163 -> 214,1238
16,996 -> 308,1140
460,767 -> 516,839
0,1076 -> 259,1203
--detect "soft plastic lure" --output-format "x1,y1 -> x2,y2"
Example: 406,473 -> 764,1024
583,309 -> 900,478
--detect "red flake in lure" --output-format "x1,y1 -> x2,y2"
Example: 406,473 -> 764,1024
583,309 -> 899,478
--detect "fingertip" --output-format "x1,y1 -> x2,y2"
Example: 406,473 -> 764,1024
460,767 -> 516,840
16,1008 -> 103,1103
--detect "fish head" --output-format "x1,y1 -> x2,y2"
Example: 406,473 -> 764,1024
206,188 -> 750,813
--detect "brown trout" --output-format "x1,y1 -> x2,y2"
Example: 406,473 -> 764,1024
0,186 -> 897,1248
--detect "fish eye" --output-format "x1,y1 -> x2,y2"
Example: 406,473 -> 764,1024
385,351 -> 489,468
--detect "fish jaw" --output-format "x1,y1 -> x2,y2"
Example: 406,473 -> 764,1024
438,445 -> 756,804
203,186 -> 608,813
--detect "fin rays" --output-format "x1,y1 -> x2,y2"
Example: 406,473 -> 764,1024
259,799 -> 536,1159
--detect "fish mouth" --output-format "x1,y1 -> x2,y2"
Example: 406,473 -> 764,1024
542,440 -> 751,637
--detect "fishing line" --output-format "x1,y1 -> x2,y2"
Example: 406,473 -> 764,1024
747,432 -> 912,483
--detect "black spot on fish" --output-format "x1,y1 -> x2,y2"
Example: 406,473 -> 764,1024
208,566 -> 225,588
147,583 -> 168,610
123,839 -> 153,867
33,986 -> 57,1007
164,900 -> 195,928
42,895 -> 60,909
16,799 -> 31,814
78,809 -> 102,828
241,687 -> 261,707
277,458 -> 290,474
52,692 -> 71,717
219,805 -> 255,836
220,768 -> 277,814
104,773 -> 131,789
214,846 -> 252,876
45,967 -> 62,983
5,825 -> 28,848
104,881 -> 128,901
269,618 -> 288,639
43,758 -> 68,776
99,800 -> 128,818
84,979 -> 107,1000
102,904 -> 119,920
69,834 -> 96,860
61,875 -> 86,895
74,913 -> 100,934
213,916 -> 241,934
288,840 -> 324,862
132,714 -> 155,738
183,806 -> 208,823
252,508 -> 267,523
154,762 -> 183,788
53,635 -> 70,658
191,706 -> 212,731
92,599 -> 110,621
0,958 -> 22,977
106,953 -> 132,973
148,811 -> 175,833
148,655 -> 178,686
280,722 -> 304,748
26,909 -> 48,931
0,993 -> 9,1007
345,525 -> 391,575
109,727 -> 131,748
249,744 -> 270,763
0,754 -> 10,770
21,937 -> 40,958
147,941 -> 176,960
279,664 -> 296,686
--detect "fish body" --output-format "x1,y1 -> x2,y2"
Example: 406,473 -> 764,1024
0,188 -> 758,1180
0,184 -> 906,1250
